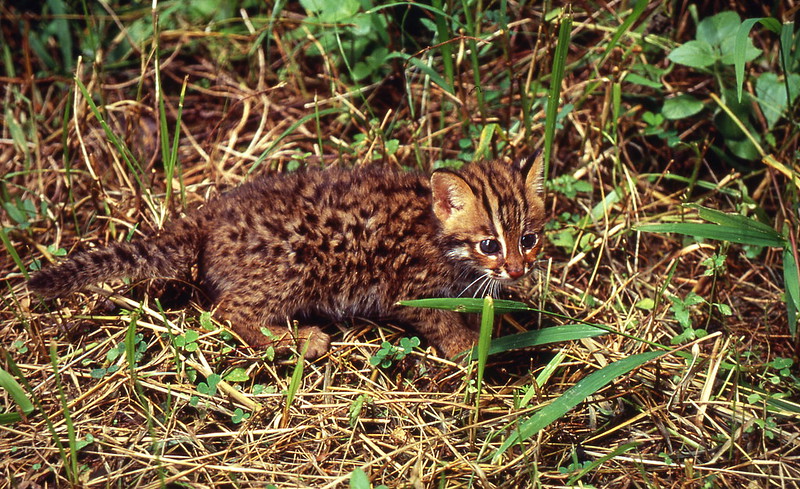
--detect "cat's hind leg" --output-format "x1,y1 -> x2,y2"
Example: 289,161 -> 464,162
213,295 -> 331,359
394,307 -> 479,359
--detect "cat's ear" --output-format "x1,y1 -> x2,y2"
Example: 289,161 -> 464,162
431,170 -> 478,223
518,151 -> 544,195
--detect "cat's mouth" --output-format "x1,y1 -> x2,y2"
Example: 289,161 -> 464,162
493,268 -> 529,283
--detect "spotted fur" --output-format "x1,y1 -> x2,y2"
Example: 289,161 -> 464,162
29,157 -> 547,358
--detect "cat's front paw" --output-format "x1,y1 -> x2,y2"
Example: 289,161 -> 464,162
438,332 -> 479,360
299,326 -> 331,359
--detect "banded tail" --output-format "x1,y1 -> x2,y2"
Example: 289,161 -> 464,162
28,219 -> 201,298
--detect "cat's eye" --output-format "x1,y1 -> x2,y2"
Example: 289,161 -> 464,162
520,233 -> 538,250
479,239 -> 501,254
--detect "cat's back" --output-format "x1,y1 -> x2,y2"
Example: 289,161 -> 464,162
228,165 -> 428,210
198,165 -> 445,302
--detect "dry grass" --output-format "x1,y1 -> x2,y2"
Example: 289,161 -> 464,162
2,1 -> 799,487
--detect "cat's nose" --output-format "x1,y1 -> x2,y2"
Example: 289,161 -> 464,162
506,267 -> 525,280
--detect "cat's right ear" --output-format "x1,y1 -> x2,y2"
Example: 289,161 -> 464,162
431,170 -> 477,223
516,152 -> 543,192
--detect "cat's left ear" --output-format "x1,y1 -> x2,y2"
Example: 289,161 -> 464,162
516,151 -> 544,195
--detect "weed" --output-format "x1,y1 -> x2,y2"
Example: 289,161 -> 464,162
369,336 -> 420,368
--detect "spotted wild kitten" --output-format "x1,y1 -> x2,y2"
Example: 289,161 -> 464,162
29,156 -> 547,359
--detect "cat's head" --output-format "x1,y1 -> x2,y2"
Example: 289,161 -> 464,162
431,154 -> 546,286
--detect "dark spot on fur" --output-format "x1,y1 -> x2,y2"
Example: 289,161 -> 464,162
115,246 -> 136,265
348,223 -> 364,236
324,216 -> 341,231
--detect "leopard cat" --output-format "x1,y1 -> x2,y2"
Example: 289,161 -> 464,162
29,155 -> 547,359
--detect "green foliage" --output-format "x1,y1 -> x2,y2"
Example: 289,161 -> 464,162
667,292 -> 708,344
348,394 -> 372,427
349,468 -> 388,489
283,341 -> 307,420
662,10 -> 798,160
2,198 -> 38,231
90,334 -> 146,379
637,204 -> 798,337
492,350 -> 662,461
641,111 -> 681,147
0,366 -> 35,424
173,330 -> 200,353
546,174 -> 593,199
223,368 -> 250,383
369,337 -> 420,368
542,12 -> 572,177
231,408 -> 250,424
668,11 -> 761,69
701,253 -> 726,276
197,374 -> 221,396
29,245 -> 67,272
295,0 -> 393,82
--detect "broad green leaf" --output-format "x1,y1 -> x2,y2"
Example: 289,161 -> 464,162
697,11 -> 741,47
662,94 -> 704,120
756,72 -> 800,129
698,11 -> 762,66
668,40 -> 716,68
719,33 -> 761,66
493,350 -> 661,461
726,138 -> 760,161
350,468 -> 370,489
300,0 -> 359,21
223,368 -> 250,383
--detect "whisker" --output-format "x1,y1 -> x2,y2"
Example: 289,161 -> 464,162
459,272 -> 491,298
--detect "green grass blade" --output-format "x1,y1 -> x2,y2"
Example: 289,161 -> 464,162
474,296 -> 494,408
735,18 -> 782,102
283,340 -> 307,426
783,248 -> 800,338
492,350 -> 661,461
0,227 -> 27,279
567,442 -> 639,485
0,366 -> 35,424
474,123 -> 500,161
399,297 -> 531,314
74,78 -> 146,191
48,0 -> 74,73
401,54 -> 455,95
473,324 -> 608,359
50,342 -> 79,483
432,0 -> 454,88
596,0 -> 647,71
685,204 -> 784,237
636,222 -> 785,248
518,350 -> 566,409
249,107 -> 345,174
543,10 -> 572,178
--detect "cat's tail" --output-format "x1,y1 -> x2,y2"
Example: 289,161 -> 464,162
28,218 -> 202,299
